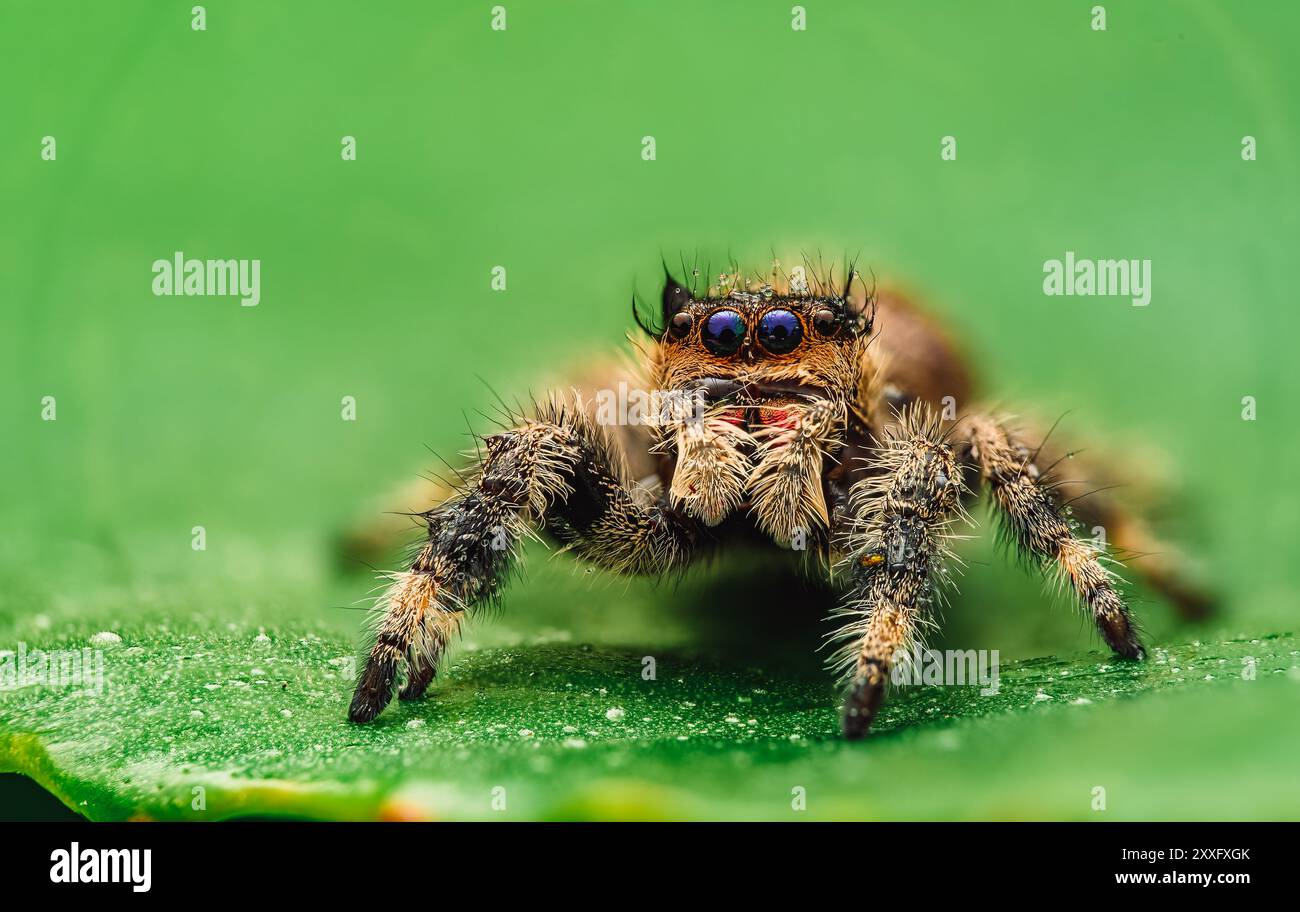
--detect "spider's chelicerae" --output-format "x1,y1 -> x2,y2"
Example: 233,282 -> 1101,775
348,263 -> 1210,737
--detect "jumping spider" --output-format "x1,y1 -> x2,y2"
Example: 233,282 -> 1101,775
348,262 -> 1210,737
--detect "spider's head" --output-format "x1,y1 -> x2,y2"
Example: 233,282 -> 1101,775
642,270 -> 874,407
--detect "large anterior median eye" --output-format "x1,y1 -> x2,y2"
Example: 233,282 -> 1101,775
757,309 -> 803,354
702,309 -> 746,355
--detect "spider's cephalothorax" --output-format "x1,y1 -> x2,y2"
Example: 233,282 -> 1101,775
643,271 -> 876,549
348,262 -> 1211,738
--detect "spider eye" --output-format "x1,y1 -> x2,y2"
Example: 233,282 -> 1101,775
757,309 -> 803,354
668,310 -> 693,339
813,307 -> 839,337
702,309 -> 746,356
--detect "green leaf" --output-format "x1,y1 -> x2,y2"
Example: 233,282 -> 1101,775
4,619 -> 1298,820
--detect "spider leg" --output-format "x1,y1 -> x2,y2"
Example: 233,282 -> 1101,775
958,413 -> 1145,659
349,397 -> 704,723
1016,421 -> 1215,620
338,356 -> 664,570
830,404 -> 967,739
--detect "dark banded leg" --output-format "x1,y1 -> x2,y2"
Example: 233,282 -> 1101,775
400,649 -> 438,701
831,405 -> 966,739
349,402 -> 702,723
959,414 -> 1145,659
1006,417 -> 1215,621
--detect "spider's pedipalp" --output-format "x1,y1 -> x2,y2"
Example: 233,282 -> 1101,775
748,396 -> 846,547
659,407 -> 752,527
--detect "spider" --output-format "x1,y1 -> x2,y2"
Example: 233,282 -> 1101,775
347,261 -> 1210,738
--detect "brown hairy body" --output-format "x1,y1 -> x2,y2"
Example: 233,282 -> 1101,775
347,264 -> 1210,738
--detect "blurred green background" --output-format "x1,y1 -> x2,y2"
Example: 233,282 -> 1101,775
1,1 -> 1297,820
